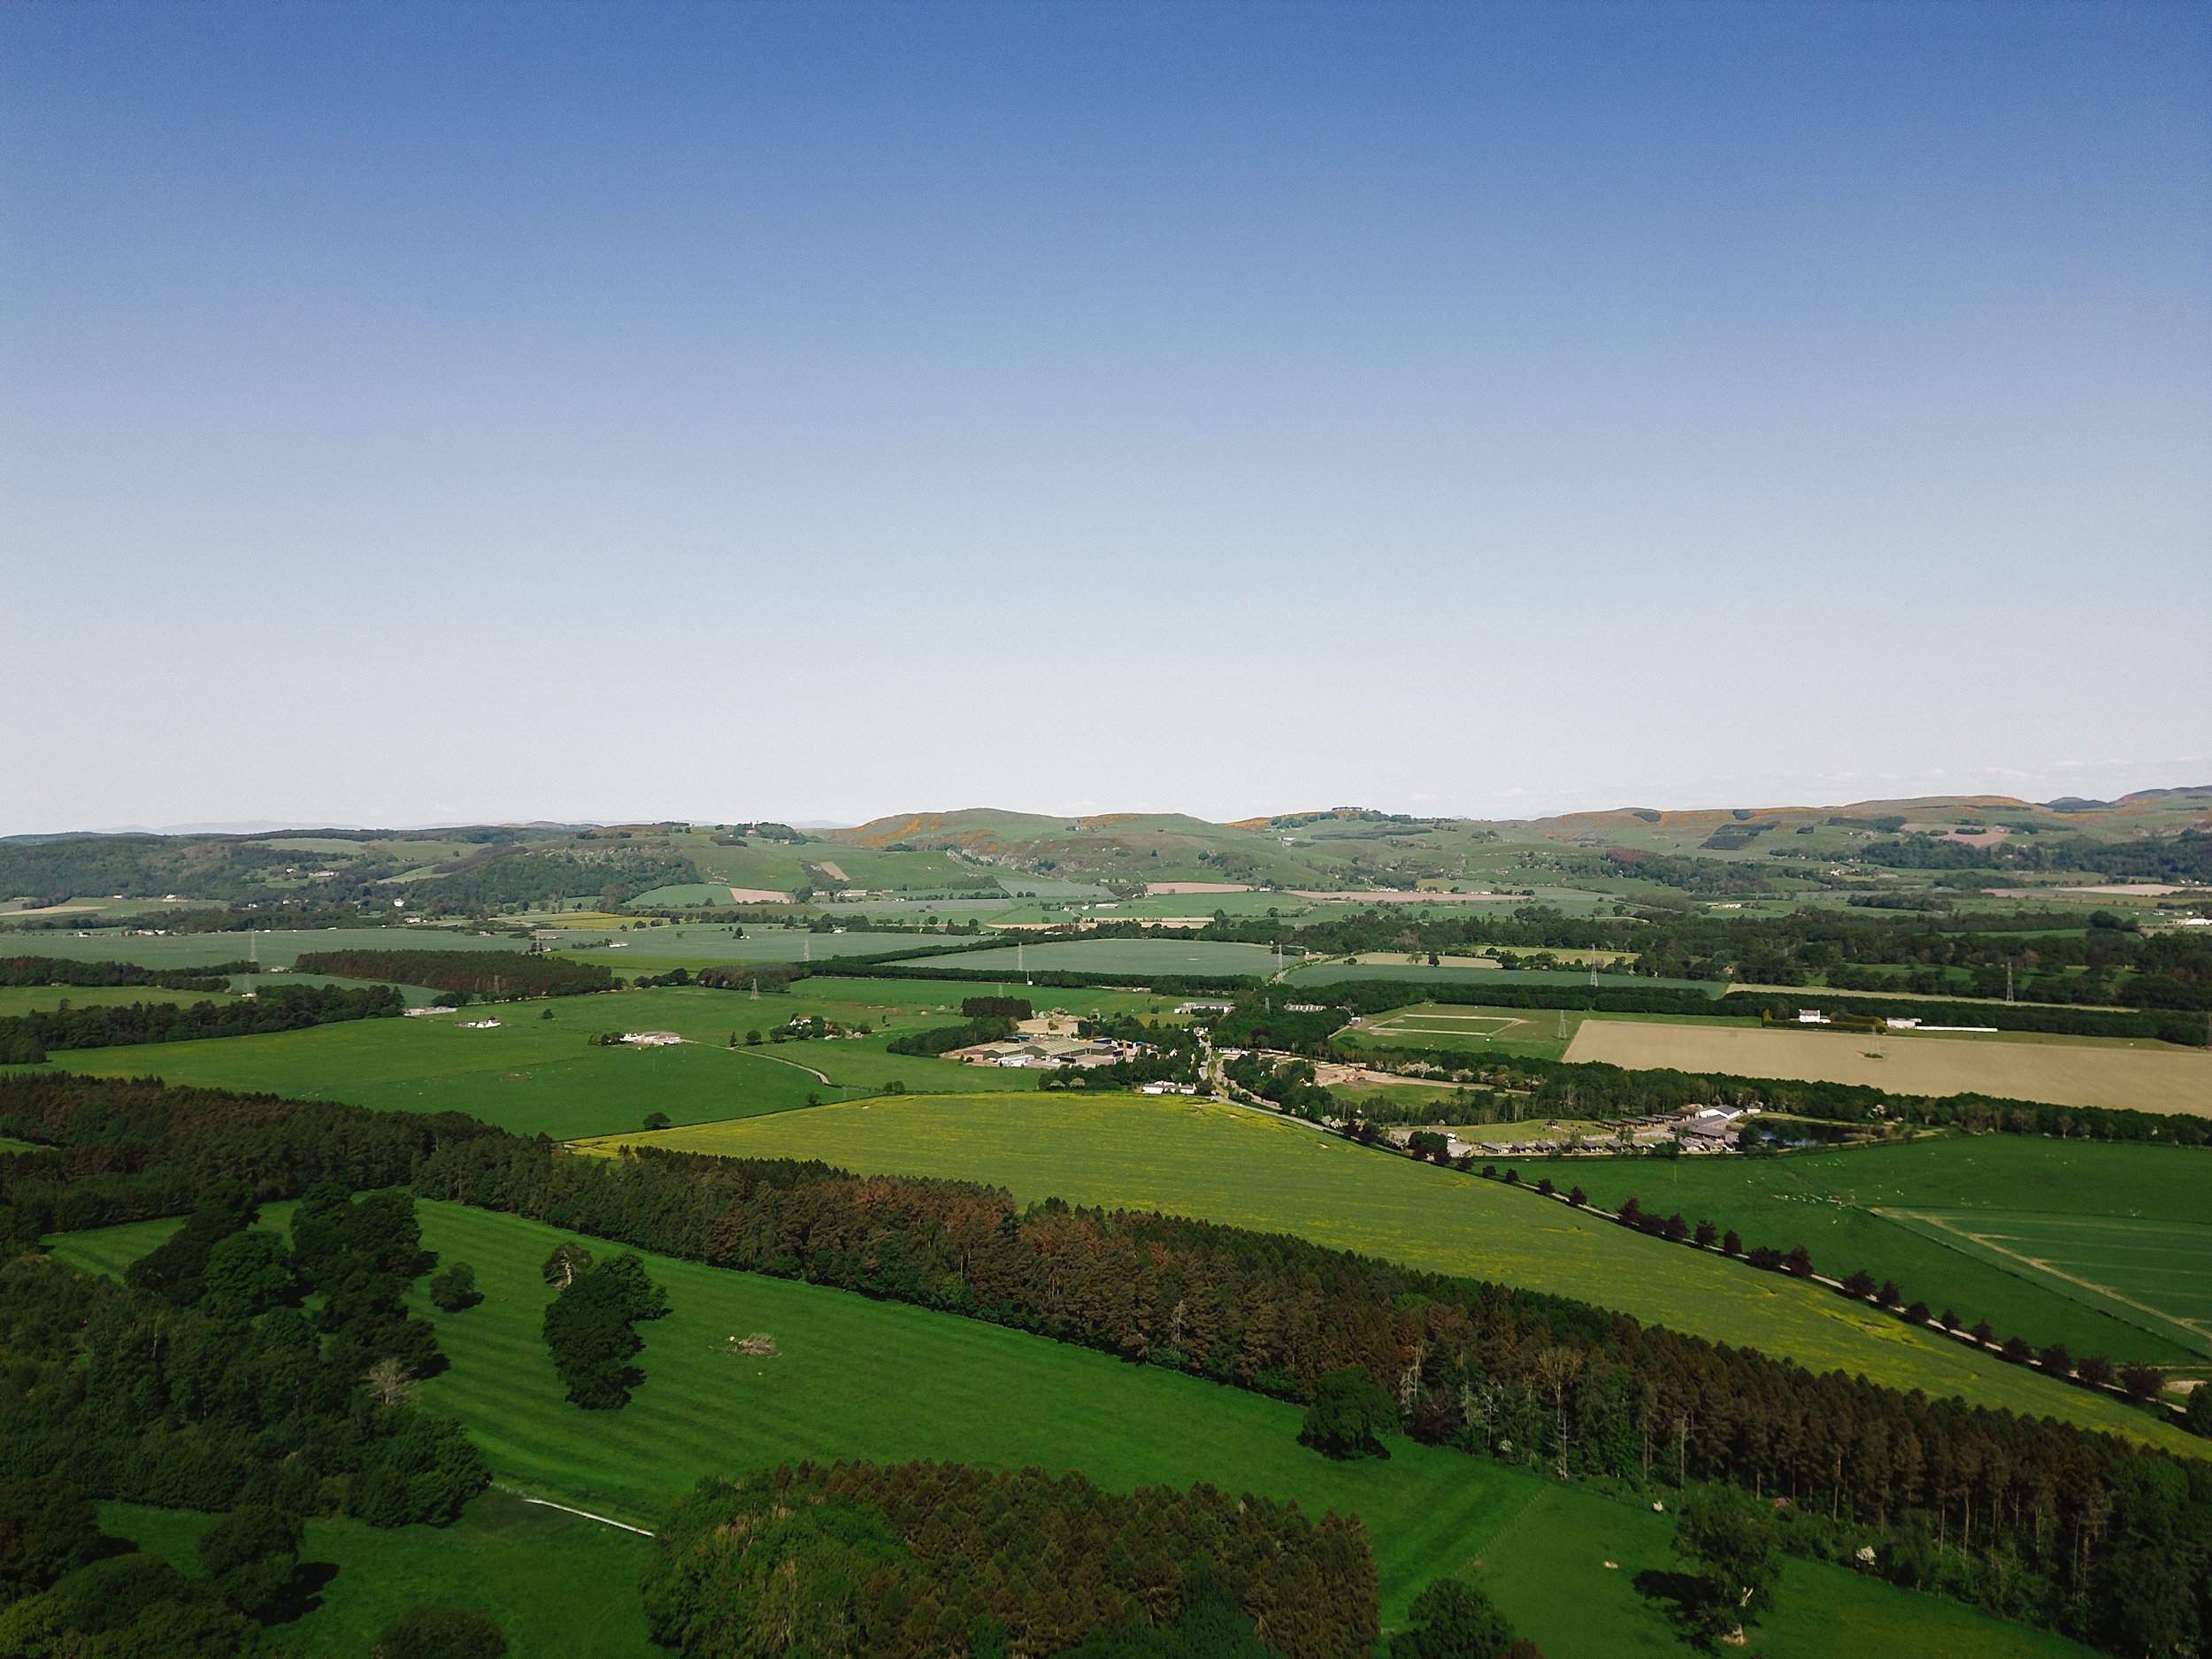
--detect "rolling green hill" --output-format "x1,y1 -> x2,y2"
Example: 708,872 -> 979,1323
611,1092 -> 2203,1454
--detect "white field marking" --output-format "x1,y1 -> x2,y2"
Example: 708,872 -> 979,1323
1371,1018 -> 1524,1038
494,1486 -> 656,1537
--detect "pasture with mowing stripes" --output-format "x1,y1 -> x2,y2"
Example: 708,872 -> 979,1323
49,1203 -> 2097,1659
604,1092 -> 2203,1450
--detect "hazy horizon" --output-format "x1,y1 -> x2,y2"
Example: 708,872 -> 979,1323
20,773 -> 2209,844
4,3 -> 2206,837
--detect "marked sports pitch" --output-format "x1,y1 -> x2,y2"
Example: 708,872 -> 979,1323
1360,1010 -> 1529,1042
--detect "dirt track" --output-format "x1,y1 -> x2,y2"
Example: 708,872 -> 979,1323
1563,1020 -> 2212,1115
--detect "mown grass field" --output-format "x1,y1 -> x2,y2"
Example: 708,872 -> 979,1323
1564,1019 -> 2212,1116
611,1094 -> 2202,1452
1558,1138 -> 2212,1371
53,1205 -> 2096,1659
885,939 -> 1287,977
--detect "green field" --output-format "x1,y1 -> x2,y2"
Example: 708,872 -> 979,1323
8,985 -> 1061,1139
0,984 -> 239,1017
884,939 -> 1289,977
995,875 -> 1118,899
1342,1002 -> 1591,1063
553,924 -> 955,969
1877,1209 -> 2212,1360
1537,1138 -> 2212,1371
611,1094 -> 2202,1452
50,1205 -> 2096,1659
4,980 -> 1183,1140
0,926 -> 526,970
104,1493 -> 655,1659
625,881 -> 751,908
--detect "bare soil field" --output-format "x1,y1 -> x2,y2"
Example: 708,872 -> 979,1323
726,886 -> 790,902
1564,1020 -> 2212,1115
1143,881 -> 1252,895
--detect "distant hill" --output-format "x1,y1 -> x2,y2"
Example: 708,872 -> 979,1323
5,787 -> 2205,915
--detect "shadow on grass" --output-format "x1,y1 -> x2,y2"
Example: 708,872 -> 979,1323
266,1561 -> 339,1625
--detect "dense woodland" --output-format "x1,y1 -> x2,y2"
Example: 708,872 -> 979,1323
405,845 -> 700,910
641,1462 -> 1379,1659
291,948 -> 614,1000
0,981 -> 402,1064
0,1188 -> 484,1524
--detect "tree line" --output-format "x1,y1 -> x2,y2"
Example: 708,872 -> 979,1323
1176,895 -> 2210,1016
886,1014 -> 1018,1056
0,981 -> 403,1064
4,1070 -> 2205,1655
1,953 -> 244,992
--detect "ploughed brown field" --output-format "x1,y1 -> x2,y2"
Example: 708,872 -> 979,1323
1563,1019 -> 2212,1115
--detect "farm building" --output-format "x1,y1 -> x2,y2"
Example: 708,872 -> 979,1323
623,1031 -> 683,1047
953,1034 -> 1125,1070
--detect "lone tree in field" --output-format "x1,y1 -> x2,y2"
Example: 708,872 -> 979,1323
542,1252 -> 667,1409
1299,1365 -> 1396,1460
428,1263 -> 481,1312
1672,1488 -> 1778,1646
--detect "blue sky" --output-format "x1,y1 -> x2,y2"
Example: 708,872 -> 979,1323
3,1 -> 2206,833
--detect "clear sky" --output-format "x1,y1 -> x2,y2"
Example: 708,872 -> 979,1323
3,1 -> 2206,833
